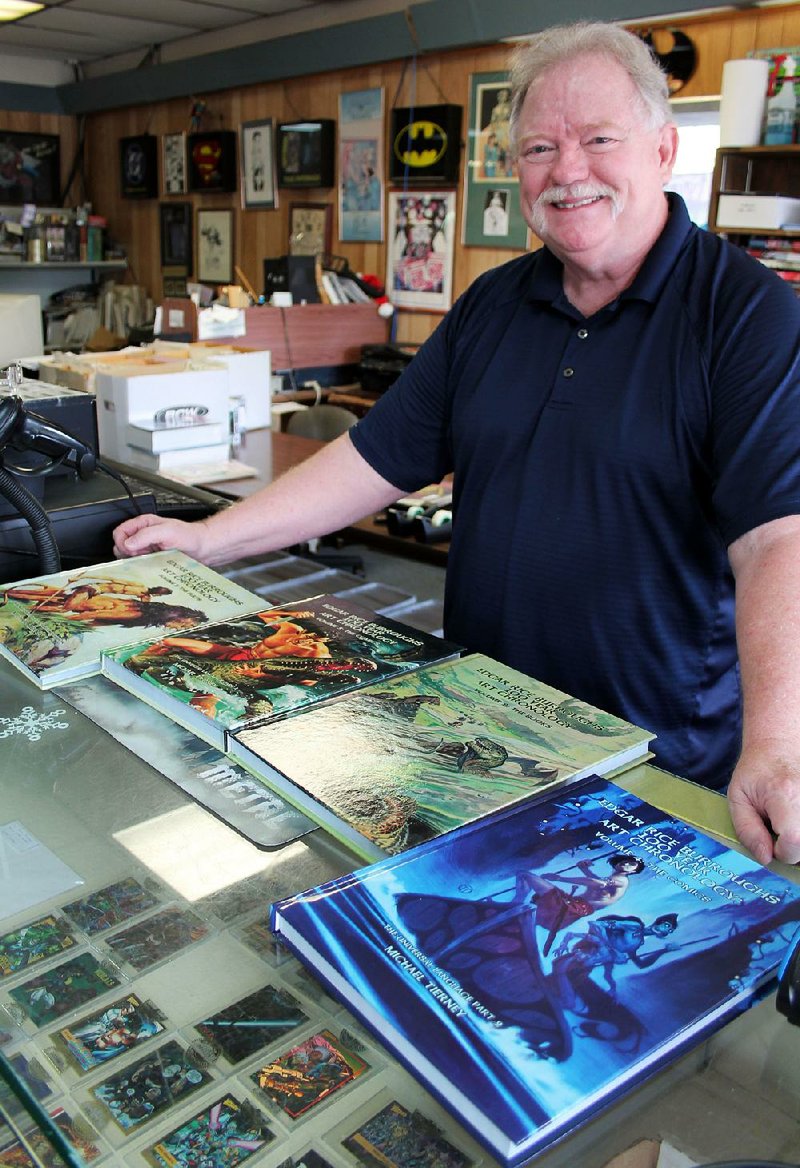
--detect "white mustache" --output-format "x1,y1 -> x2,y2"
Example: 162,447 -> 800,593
535,182 -> 622,218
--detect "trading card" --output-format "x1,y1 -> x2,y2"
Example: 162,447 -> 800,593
249,1028 -> 369,1120
238,918 -> 291,966
8,952 -> 121,1027
61,877 -> 159,935
0,1105 -> 103,1167
342,1100 -> 473,1168
54,992 -> 166,1072
144,1094 -> 275,1168
5,1051 -> 53,1101
102,906 -> 209,972
0,915 -> 76,978
90,1038 -> 212,1133
194,983 -> 309,1065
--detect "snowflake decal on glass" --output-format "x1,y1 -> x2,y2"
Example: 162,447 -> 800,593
0,706 -> 70,741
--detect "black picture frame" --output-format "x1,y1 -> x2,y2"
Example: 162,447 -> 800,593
277,119 -> 335,189
159,201 -> 193,273
120,133 -> 158,198
188,131 -> 238,193
0,130 -> 60,205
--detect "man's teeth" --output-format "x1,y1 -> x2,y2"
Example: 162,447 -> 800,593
555,196 -> 602,208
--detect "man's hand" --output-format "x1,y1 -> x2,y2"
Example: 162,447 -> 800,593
727,742 -> 800,866
113,514 -> 211,561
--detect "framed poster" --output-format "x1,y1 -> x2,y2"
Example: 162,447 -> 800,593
338,88 -> 384,242
120,134 -> 158,198
387,190 -> 456,313
462,72 -> 529,250
162,132 -> 187,195
240,119 -> 276,209
288,202 -> 332,257
159,202 -> 192,272
0,131 -> 60,205
188,131 -> 237,193
277,119 -> 335,189
197,209 -> 233,284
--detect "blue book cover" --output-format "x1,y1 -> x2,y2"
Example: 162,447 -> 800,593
272,776 -> 800,1167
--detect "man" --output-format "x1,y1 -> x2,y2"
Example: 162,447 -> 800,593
114,22 -> 800,867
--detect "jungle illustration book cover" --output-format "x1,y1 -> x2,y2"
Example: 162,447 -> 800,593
272,776 -> 800,1166
229,653 -> 653,860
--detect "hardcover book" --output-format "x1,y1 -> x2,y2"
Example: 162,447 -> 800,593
229,652 -> 654,861
0,552 -> 262,689
272,775 -> 800,1167
101,594 -> 460,752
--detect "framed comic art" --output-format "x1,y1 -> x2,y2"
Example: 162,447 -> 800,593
240,119 -> 276,209
120,134 -> 158,198
0,131 -> 60,205
288,202 -> 332,257
162,132 -> 187,195
159,202 -> 192,273
462,72 -> 529,250
197,209 -> 233,284
277,119 -> 335,189
387,190 -> 456,313
338,88 -> 384,243
188,131 -> 237,193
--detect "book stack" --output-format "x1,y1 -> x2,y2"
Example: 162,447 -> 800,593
747,236 -> 800,297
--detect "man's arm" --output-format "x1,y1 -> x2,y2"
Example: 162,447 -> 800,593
113,433 -> 405,566
728,513 -> 800,865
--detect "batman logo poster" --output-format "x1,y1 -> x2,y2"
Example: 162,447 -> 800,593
394,120 -> 448,169
389,104 -> 462,184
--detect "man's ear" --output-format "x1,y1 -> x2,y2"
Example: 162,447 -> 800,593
658,122 -> 680,183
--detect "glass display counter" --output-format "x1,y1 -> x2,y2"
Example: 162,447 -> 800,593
1,653 -> 799,1168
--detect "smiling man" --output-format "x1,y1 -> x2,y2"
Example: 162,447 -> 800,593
114,22 -> 800,867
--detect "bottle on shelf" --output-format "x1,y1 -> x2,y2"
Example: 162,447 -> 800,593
764,55 -> 797,145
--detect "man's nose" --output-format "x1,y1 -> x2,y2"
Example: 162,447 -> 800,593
549,143 -> 590,186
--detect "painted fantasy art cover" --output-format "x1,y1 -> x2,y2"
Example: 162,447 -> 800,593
229,652 -> 653,861
102,594 -> 460,751
0,551 -> 261,689
272,776 -> 800,1166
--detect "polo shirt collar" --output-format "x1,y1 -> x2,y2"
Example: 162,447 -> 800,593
528,192 -> 694,310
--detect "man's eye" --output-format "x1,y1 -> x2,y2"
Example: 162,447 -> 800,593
522,144 -> 553,159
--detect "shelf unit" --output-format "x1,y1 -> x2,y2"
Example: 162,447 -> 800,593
708,144 -> 800,239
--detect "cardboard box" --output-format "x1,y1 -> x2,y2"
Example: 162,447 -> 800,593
716,193 -> 800,230
154,340 -> 272,430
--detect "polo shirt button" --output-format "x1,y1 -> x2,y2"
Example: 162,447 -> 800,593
577,328 -> 588,339
563,367 -> 574,378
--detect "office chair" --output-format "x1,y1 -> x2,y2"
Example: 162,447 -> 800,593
285,404 -> 358,441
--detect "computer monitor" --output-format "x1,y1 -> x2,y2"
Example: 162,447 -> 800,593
0,294 -> 44,365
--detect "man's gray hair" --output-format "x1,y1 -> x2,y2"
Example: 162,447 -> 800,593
509,22 -> 672,155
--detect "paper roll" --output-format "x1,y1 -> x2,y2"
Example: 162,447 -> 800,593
719,58 -> 770,146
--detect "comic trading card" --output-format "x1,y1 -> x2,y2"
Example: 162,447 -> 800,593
249,1029 -> 369,1120
194,983 -> 309,1065
0,1105 -> 104,1168
144,1094 -> 275,1168
7,952 -> 121,1028
0,915 -> 76,979
90,1038 -> 212,1134
101,907 -> 209,972
53,992 -> 166,1074
61,877 -> 160,936
5,1050 -> 53,1101
237,918 -> 292,966
341,1099 -> 473,1168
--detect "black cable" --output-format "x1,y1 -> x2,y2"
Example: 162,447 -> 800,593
0,466 -> 60,573
95,461 -> 143,515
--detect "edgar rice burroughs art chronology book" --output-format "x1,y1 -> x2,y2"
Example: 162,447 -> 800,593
272,775 -> 800,1168
101,594 -> 461,752
0,551 -> 262,690
229,652 -> 654,861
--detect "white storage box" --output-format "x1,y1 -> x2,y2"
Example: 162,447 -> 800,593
716,193 -> 800,230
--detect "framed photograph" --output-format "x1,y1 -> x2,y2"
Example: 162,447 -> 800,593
277,119 -> 335,189
387,190 -> 456,313
462,72 -> 528,249
159,202 -> 192,272
188,131 -> 237,193
240,118 -> 276,209
119,133 -> 158,198
0,130 -> 60,205
162,132 -> 187,195
197,208 -> 233,284
288,202 -> 332,257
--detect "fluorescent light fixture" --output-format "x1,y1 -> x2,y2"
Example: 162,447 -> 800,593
0,1 -> 44,22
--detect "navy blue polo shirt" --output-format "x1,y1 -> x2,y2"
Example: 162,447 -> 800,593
351,195 -> 800,788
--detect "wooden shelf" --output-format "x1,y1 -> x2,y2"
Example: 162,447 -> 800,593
708,144 -> 800,236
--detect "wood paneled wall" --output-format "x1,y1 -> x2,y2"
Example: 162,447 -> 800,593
3,4 -> 800,348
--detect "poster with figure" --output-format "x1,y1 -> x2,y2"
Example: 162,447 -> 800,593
338,88 -> 384,242
462,72 -> 529,250
386,190 -> 455,312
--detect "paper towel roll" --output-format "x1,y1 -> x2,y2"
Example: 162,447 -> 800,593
719,58 -> 770,146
